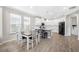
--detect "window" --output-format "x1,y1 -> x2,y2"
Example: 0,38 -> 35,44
10,13 -> 21,33
23,16 -> 30,32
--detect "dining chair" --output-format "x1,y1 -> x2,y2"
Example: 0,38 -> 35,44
16,32 -> 24,47
32,30 -> 38,45
32,29 -> 41,45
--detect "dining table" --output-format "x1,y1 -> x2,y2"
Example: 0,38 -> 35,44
22,33 -> 32,50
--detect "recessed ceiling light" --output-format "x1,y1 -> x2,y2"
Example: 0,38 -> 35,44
63,7 -> 69,10
63,7 -> 69,11
64,7 -> 67,10
30,6 -> 33,8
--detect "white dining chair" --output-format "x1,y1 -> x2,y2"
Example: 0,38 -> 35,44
32,29 -> 41,45
16,32 -> 24,47
32,30 -> 38,45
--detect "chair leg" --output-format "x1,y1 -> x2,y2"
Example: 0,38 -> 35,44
20,40 -> 24,47
36,38 -> 38,45
35,35 -> 38,45
38,34 -> 40,43
31,40 -> 33,48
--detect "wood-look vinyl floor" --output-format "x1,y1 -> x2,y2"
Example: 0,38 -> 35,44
0,33 -> 79,52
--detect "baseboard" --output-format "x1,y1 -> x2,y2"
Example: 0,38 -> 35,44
0,39 -> 15,45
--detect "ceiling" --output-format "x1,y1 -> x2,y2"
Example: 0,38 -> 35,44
8,6 -> 78,20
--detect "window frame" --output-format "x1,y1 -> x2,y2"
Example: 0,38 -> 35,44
23,16 -> 30,32
10,13 -> 22,34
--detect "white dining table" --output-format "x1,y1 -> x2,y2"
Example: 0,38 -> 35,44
22,34 -> 32,50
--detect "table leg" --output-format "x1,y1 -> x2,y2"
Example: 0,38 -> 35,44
38,34 -> 40,43
27,37 -> 29,50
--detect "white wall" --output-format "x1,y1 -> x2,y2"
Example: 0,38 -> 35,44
71,16 -> 78,35
3,7 -> 10,41
65,13 -> 78,36
1,7 -> 35,42
65,16 -> 72,36
0,7 -> 2,40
